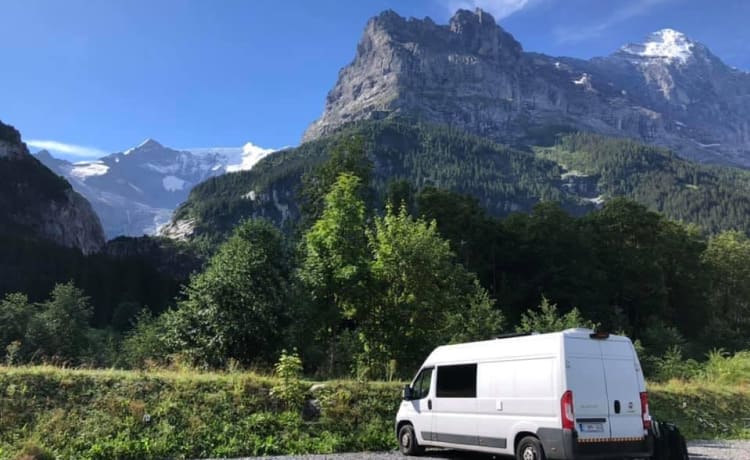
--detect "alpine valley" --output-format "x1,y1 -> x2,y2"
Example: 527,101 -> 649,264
4,7 -> 750,457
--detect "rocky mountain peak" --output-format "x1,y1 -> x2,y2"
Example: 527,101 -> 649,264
448,8 -> 521,58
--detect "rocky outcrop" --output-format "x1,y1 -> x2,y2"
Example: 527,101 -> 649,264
0,121 -> 106,254
304,9 -> 750,167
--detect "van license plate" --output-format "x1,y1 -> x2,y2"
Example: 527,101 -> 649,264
580,423 -> 604,433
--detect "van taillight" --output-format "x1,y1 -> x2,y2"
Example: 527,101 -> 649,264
640,392 -> 652,430
561,390 -> 575,430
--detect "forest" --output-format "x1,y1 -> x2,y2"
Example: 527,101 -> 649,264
2,135 -> 749,382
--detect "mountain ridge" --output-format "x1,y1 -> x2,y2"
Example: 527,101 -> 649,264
303,9 -> 750,167
0,120 -> 105,254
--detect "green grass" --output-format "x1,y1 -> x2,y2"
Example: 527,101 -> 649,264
0,366 -> 399,460
0,366 -> 748,459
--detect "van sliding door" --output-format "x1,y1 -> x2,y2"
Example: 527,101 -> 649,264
430,363 -> 479,447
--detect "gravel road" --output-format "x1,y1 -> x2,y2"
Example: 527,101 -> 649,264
221,440 -> 750,460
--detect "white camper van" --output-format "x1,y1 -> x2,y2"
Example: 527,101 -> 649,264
395,328 -> 653,459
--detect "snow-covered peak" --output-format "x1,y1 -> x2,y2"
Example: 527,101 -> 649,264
124,138 -> 164,155
620,28 -> 695,64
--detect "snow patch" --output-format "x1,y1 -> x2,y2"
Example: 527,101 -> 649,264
163,175 -> 187,192
144,162 -> 180,174
561,170 -> 588,179
70,161 -> 109,179
573,74 -> 589,85
585,195 -> 606,206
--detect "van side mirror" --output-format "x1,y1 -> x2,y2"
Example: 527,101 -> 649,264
403,385 -> 414,400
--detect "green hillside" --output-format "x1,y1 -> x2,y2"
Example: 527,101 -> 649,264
172,120 -> 590,243
172,120 -> 750,246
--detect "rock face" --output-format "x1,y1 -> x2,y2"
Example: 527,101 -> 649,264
304,9 -> 750,166
0,121 -> 105,254
36,140 -> 274,238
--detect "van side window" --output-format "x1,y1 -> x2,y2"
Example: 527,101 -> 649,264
436,363 -> 477,398
412,367 -> 433,399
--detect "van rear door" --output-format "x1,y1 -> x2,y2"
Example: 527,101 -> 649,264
600,340 -> 645,439
565,337 -> 611,440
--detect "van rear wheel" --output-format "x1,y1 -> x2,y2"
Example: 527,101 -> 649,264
516,436 -> 545,460
398,424 -> 424,456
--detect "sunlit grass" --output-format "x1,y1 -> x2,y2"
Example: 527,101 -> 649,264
0,364 -> 748,459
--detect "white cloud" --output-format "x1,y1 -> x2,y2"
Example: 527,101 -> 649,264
447,0 -> 540,20
554,0 -> 674,43
26,139 -> 107,158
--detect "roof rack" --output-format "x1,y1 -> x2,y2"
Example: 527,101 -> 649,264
494,332 -> 534,339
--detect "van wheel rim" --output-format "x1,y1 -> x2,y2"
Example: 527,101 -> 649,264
522,446 -> 536,460
401,432 -> 411,448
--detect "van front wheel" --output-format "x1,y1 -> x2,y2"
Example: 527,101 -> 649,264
398,424 -> 424,456
516,436 -> 545,460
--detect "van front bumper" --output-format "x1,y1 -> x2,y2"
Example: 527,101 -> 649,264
538,428 -> 654,459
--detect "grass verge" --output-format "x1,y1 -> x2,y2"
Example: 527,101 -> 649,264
0,366 -> 747,459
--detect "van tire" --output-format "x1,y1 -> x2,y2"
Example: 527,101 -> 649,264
516,436 -> 545,460
398,424 -> 424,456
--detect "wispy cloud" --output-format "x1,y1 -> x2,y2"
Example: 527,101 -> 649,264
554,0 -> 674,43
447,0 -> 541,20
26,139 -> 107,158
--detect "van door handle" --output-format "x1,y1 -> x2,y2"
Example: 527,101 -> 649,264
428,399 -> 432,410
614,400 -> 621,414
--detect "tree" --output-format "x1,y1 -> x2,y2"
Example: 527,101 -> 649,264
516,296 -> 597,334
0,293 -> 33,353
163,219 -> 290,368
25,282 -> 93,363
298,173 -> 371,374
362,205 -> 502,378
121,310 -> 169,369
701,231 -> 750,350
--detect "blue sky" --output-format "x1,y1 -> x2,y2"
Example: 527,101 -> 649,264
1,0 -> 747,161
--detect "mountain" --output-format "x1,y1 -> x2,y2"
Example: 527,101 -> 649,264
0,120 -> 105,254
36,140 -> 274,238
164,119 -> 750,245
304,10 -> 750,167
